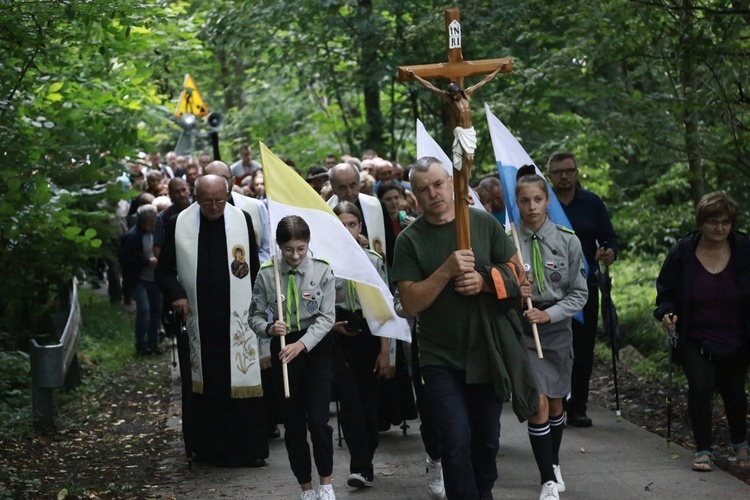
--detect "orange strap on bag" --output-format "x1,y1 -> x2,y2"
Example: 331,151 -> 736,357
489,262 -> 522,300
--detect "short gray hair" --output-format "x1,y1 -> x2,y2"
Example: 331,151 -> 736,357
408,156 -> 443,185
479,176 -> 501,189
136,203 -> 157,221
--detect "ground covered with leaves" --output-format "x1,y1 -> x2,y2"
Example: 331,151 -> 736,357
0,352 -> 173,499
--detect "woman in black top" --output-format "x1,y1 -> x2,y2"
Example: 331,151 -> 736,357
655,192 -> 750,472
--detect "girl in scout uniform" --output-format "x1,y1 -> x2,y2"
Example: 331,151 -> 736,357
514,166 -> 588,500
331,201 -> 391,489
249,215 -> 337,500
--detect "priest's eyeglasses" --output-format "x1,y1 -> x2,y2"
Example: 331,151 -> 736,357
198,199 -> 227,208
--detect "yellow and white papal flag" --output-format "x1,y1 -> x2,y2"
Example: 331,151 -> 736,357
259,142 -> 411,342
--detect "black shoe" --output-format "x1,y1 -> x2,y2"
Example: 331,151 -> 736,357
268,425 -> 281,439
151,345 -> 165,355
347,471 -> 373,488
567,412 -> 593,428
247,458 -> 266,468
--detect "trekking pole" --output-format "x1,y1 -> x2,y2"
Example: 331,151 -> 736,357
605,263 -> 621,420
666,314 -> 678,445
335,400 -> 344,447
611,345 -> 621,420
170,311 -> 178,368
171,333 -> 178,367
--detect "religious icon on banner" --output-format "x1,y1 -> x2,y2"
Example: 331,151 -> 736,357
231,245 -> 249,279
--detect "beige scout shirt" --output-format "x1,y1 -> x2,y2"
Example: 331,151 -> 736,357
249,256 -> 336,351
516,218 -> 588,324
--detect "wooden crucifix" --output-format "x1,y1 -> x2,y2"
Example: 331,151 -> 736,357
398,8 -> 511,250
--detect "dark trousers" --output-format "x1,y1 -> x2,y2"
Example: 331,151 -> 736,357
411,336 -> 441,461
132,279 -> 162,352
262,367 -> 282,432
679,340 -> 750,451
422,365 -> 502,500
332,333 -> 380,475
105,257 -> 122,304
568,282 -> 599,415
272,332 -> 334,484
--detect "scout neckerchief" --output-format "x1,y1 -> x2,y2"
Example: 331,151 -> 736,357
286,268 -> 301,332
531,234 -> 545,294
346,280 -> 359,312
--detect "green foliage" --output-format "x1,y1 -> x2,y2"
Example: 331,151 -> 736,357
76,289 -> 136,371
0,1 -> 206,341
0,351 -> 32,437
609,258 -> 663,357
613,164 -> 695,256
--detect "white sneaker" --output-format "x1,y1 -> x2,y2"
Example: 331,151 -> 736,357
553,464 -> 566,492
317,484 -> 336,500
539,480 -> 559,500
301,489 -> 317,500
426,457 -> 446,499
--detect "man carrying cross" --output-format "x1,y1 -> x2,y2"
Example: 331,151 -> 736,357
393,157 -> 538,499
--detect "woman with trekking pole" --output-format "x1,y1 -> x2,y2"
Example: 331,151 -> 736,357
654,191 -> 750,472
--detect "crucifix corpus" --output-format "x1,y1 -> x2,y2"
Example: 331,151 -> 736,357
398,8 -> 511,250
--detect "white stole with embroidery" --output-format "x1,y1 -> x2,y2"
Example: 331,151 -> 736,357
175,202 -> 262,398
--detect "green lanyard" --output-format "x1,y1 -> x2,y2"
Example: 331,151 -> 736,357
346,280 -> 359,312
531,234 -> 545,294
285,269 -> 301,332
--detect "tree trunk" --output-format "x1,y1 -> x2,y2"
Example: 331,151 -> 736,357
216,46 -> 245,111
680,0 -> 704,204
358,0 -> 385,154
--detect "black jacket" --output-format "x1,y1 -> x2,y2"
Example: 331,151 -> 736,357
654,230 -> 750,343
118,224 -> 151,293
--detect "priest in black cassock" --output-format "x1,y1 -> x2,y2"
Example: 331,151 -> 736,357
156,174 -> 268,467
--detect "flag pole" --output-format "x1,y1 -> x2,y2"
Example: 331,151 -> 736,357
510,222 -> 543,359
272,254 -> 291,399
260,140 -> 291,398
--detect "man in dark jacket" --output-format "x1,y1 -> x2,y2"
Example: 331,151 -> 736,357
119,204 -> 163,355
547,151 -> 618,428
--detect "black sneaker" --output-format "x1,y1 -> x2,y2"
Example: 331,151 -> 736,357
151,345 -> 165,355
347,471 -> 373,488
567,412 -> 593,428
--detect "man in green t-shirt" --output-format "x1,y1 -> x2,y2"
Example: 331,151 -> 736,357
392,157 -> 536,500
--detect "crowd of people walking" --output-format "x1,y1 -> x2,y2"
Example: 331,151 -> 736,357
103,144 -> 749,500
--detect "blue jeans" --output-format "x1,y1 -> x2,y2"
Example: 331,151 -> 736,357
422,365 -> 503,500
132,279 -> 162,352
